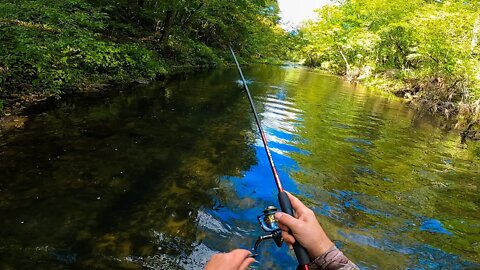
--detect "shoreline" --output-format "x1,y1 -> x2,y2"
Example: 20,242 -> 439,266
0,64 -> 216,136
300,64 -> 480,141
2,64 -> 479,142
336,69 -> 480,141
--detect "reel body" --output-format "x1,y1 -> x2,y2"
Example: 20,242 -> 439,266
252,206 -> 284,256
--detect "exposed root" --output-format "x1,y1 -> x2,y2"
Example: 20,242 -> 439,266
396,77 -> 468,118
453,94 -> 480,142
460,121 -> 480,144
393,76 -> 480,137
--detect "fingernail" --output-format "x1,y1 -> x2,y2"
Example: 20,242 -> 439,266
274,212 -> 283,219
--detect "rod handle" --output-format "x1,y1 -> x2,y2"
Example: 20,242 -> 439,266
278,191 -> 311,266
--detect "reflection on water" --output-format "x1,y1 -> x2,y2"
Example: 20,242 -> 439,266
0,66 -> 479,269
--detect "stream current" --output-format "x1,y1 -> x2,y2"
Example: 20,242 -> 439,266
0,65 -> 479,269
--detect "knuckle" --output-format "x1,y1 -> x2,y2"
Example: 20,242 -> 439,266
296,221 -> 306,231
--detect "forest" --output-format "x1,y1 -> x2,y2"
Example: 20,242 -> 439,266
0,0 -> 292,111
299,0 -> 480,128
0,0 -> 479,129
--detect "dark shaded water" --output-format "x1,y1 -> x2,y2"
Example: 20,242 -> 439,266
0,65 -> 479,269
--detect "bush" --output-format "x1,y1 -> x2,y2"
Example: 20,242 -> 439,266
0,0 -> 166,95
163,34 -> 219,66
0,0 -> 290,98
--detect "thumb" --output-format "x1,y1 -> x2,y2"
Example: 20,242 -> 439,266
275,212 -> 300,230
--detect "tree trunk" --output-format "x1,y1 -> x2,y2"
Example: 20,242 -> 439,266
182,0 -> 205,27
339,49 -> 350,76
159,10 -> 175,44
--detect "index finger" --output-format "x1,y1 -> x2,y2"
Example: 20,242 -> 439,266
239,257 -> 256,270
227,249 -> 252,266
286,191 -> 309,216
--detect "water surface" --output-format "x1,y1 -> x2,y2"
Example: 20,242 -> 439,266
0,65 -> 479,269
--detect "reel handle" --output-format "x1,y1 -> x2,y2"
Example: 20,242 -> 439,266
278,191 -> 311,267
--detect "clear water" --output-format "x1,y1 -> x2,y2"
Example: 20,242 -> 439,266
0,65 -> 479,269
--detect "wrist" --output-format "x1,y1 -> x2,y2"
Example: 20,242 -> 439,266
309,240 -> 334,259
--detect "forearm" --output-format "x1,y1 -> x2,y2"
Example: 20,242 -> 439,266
308,246 -> 359,270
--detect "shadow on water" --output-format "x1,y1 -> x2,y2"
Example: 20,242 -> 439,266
0,65 -> 479,269
0,69 -> 258,269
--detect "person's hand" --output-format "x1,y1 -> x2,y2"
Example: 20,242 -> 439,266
274,192 -> 334,260
204,249 -> 255,270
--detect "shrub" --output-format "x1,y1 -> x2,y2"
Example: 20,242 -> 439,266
0,0 -> 167,95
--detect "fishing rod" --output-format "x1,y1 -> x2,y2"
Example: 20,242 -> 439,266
229,46 -> 311,270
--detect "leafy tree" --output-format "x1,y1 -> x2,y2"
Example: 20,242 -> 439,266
0,0 -> 290,97
298,0 -> 480,123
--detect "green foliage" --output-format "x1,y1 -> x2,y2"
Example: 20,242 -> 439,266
0,0 -> 168,95
299,0 -> 480,90
182,0 -> 291,61
163,34 -> 219,66
297,0 -> 480,124
0,0 -> 289,97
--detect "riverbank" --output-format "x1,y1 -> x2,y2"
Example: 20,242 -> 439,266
297,0 -> 480,137
301,64 -> 480,140
356,71 -> 480,135
0,63 -> 218,135
0,0 -> 294,134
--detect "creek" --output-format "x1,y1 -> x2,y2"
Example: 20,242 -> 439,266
0,65 -> 479,269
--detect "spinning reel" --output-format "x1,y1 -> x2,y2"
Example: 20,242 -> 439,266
251,206 -> 283,257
